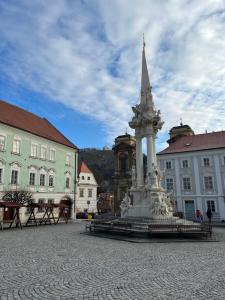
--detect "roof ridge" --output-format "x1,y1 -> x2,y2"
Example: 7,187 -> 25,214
158,130 -> 225,155
43,118 -> 78,150
0,99 -> 46,122
0,99 -> 78,150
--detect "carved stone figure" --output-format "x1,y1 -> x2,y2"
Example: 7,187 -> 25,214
120,193 -> 131,218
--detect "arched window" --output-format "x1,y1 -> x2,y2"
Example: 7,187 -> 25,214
119,154 -> 127,173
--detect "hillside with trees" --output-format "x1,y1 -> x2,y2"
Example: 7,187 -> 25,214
78,148 -> 114,193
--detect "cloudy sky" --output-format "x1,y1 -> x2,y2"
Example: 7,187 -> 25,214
0,0 -> 225,150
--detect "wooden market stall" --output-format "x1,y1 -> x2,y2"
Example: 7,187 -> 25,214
0,201 -> 23,230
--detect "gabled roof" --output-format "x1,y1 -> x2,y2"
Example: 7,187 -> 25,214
0,100 -> 77,149
78,161 -> 92,174
158,131 -> 225,155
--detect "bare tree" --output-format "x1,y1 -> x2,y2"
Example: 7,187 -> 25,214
2,190 -> 33,204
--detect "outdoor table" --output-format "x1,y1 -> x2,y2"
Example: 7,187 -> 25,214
0,201 -> 23,229
54,203 -> 70,224
25,203 -> 56,226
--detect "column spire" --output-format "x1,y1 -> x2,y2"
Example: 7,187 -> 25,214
143,33 -> 146,48
141,35 -> 152,106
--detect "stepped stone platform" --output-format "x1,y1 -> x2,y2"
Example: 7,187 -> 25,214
86,215 -> 212,239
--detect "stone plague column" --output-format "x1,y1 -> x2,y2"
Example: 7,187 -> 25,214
120,37 -> 172,219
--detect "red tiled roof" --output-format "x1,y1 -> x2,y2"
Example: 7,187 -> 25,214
158,131 -> 225,155
78,161 -> 92,174
0,100 -> 77,149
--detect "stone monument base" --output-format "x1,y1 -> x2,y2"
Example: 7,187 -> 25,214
86,215 -> 212,239
125,205 -> 174,219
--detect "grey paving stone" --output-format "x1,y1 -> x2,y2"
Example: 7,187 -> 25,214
0,223 -> 224,299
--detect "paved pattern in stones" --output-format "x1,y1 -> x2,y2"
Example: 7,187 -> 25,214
0,223 -> 225,300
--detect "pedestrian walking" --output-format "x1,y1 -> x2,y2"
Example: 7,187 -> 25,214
206,207 -> 212,223
196,209 -> 201,222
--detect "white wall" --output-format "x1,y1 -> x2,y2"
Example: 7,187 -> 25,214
158,148 -> 225,221
77,171 -> 98,213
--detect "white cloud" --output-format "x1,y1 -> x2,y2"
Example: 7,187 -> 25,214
0,0 -> 225,149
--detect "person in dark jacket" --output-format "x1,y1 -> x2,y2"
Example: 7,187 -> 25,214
206,207 -> 213,223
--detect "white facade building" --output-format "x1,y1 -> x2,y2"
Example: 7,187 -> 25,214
77,161 -> 97,213
157,125 -> 225,221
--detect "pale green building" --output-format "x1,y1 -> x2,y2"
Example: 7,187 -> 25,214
0,100 -> 78,222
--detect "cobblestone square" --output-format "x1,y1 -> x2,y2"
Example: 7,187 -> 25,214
0,223 -> 225,300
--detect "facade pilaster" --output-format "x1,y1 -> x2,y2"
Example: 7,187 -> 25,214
214,155 -> 225,219
174,159 -> 183,212
193,156 -> 203,212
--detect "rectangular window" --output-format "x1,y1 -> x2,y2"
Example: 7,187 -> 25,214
38,199 -> 44,212
29,173 -> 35,186
81,176 -> 85,180
0,135 -> 6,151
11,170 -> 18,184
183,177 -> 191,190
87,176 -> 90,180
66,177 -> 70,188
203,158 -> 210,167
41,146 -> 47,160
207,200 -> 215,212
204,176 -> 213,190
48,199 -> 54,204
182,160 -> 188,168
13,139 -> 21,154
0,168 -> 2,183
166,178 -> 173,191
31,144 -> 38,157
40,174 -> 45,186
88,189 -> 92,197
166,161 -> 172,169
79,189 -> 84,197
66,154 -> 71,165
49,175 -> 54,187
49,149 -> 55,161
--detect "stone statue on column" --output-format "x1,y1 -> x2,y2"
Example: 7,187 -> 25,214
120,38 -> 174,219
